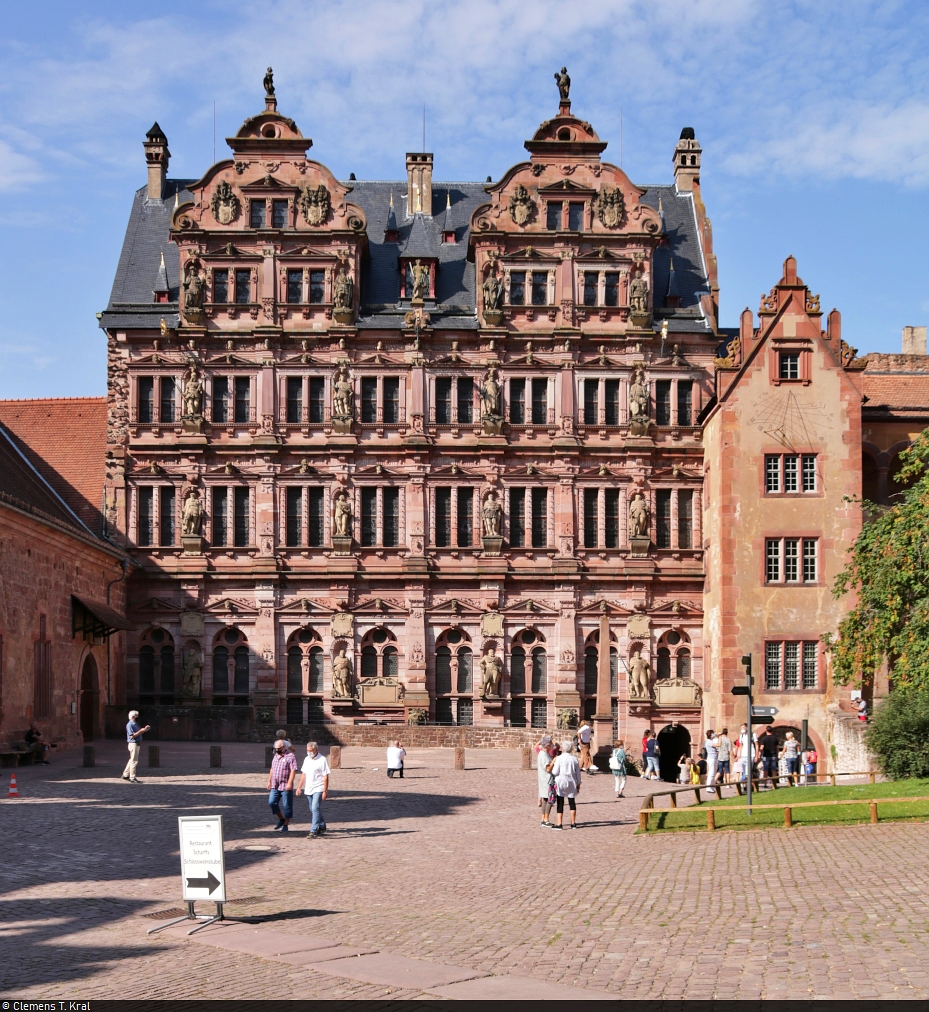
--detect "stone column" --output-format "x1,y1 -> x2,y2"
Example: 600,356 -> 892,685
593,612 -> 613,761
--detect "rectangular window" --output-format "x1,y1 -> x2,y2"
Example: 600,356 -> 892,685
605,379 -> 620,426
308,487 -> 324,547
765,642 -> 782,690
361,488 -> 377,546
213,270 -> 229,303
803,539 -> 817,582
235,269 -> 251,304
457,377 -> 473,424
509,271 -> 525,305
531,487 -> 547,548
309,270 -> 325,304
286,269 -> 302,304
138,377 -> 154,424
361,377 -> 377,423
677,380 -> 692,426
286,487 -> 302,547
510,488 -> 525,547
234,486 -> 250,547
583,379 -> 598,425
784,538 -> 799,582
234,377 -> 250,424
568,202 -> 584,231
678,490 -> 693,549
436,697 -> 454,725
766,539 -> 781,582
784,641 -> 800,690
531,378 -> 548,425
531,271 -> 548,306
457,487 -> 473,547
457,698 -> 473,727
435,377 -> 452,424
802,642 -> 818,689
605,489 -> 620,548
212,487 -> 228,547
765,456 -> 781,493
309,377 -> 324,423
509,378 -> 525,424
272,199 -> 288,228
546,202 -> 562,230
510,697 -> 526,727
286,377 -> 302,423
583,488 -> 598,548
802,455 -> 817,492
655,380 -> 672,426
249,200 -> 266,228
383,377 -> 400,423
656,489 -> 672,548
160,486 -> 175,546
604,273 -> 619,307
383,487 -> 399,547
138,487 -> 154,547
784,455 -> 799,493
779,352 -> 800,380
766,641 -> 820,691
160,377 -> 175,423
213,376 -> 229,423
531,698 -> 547,728
435,487 -> 451,547
584,272 -> 598,307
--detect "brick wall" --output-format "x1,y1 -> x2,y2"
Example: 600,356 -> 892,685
250,724 -> 556,749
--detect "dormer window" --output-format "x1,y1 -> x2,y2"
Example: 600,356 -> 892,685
250,201 -> 265,228
272,199 -> 288,228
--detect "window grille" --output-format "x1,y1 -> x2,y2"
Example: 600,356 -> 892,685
286,269 -> 302,304
160,486 -> 175,546
361,488 -> 377,546
531,487 -> 547,548
286,487 -> 302,546
138,377 -> 154,423
286,377 -> 302,423
656,490 -> 672,548
234,487 -> 250,547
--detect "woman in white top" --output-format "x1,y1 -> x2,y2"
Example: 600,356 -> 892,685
536,735 -> 555,826
550,739 -> 582,830
386,740 -> 406,779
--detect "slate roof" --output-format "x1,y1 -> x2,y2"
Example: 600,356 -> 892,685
100,175 -> 712,332
0,398 -> 108,534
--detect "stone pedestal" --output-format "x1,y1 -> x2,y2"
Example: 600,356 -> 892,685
628,418 -> 650,437
483,309 -> 504,327
482,414 -> 503,435
333,309 -> 354,325
332,534 -> 352,556
332,415 -> 352,434
182,414 -> 204,434
630,311 -> 650,328
482,535 -> 504,557
629,536 -> 651,558
181,534 -> 205,556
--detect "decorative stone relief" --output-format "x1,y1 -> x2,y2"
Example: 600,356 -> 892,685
180,611 -> 204,637
557,707 -> 578,729
210,180 -> 240,225
481,610 -> 504,638
627,613 -> 650,638
409,643 -> 425,666
596,187 -> 625,228
508,184 -> 535,226
331,611 -> 353,638
299,183 -> 330,226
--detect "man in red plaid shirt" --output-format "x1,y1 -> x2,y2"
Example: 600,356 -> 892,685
267,740 -> 297,833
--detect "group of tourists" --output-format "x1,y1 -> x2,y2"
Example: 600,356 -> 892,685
682,725 -> 817,786
266,731 -> 331,837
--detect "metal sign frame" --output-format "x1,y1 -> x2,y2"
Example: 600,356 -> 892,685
179,814 -> 227,903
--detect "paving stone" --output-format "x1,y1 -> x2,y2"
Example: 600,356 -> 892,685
307,952 -> 489,988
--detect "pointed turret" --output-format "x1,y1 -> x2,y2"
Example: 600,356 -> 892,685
440,192 -> 456,244
153,251 -> 170,303
385,192 -> 399,242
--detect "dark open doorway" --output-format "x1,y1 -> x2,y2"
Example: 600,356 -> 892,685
80,655 -> 98,741
657,723 -> 691,782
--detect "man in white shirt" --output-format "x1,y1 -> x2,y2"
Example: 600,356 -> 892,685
737,724 -> 757,783
386,740 -> 406,779
577,721 -> 594,773
295,741 -> 330,838
704,730 -> 719,794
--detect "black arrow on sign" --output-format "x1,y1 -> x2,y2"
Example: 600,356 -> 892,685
186,871 -> 221,894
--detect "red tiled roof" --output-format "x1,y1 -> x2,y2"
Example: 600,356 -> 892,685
0,398 -> 107,533
860,355 -> 929,411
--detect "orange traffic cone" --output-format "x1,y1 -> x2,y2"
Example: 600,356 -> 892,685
7,774 -> 19,798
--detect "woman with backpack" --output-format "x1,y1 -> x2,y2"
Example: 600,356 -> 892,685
610,739 -> 627,798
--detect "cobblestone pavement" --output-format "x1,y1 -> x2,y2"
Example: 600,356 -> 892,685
2,741 -> 928,1000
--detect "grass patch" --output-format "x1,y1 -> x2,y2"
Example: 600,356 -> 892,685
639,778 -> 929,833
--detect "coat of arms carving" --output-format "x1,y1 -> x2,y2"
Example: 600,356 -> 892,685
596,187 -> 624,229
299,183 -> 331,226
210,180 -> 241,225
508,184 -> 535,226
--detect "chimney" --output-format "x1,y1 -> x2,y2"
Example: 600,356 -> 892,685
144,122 -> 170,200
903,325 -> 927,355
673,127 -> 701,193
406,152 -> 433,216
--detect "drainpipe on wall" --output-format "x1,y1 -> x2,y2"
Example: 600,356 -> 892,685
105,559 -> 130,707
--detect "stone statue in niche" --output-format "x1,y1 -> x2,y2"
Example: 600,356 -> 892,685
263,66 -> 275,97
332,649 -> 353,697
333,267 -> 353,310
482,262 -> 504,323
299,183 -> 330,226
509,184 -> 535,226
554,66 -> 571,101
480,366 -> 501,418
183,260 -> 205,320
479,646 -> 503,698
409,259 -> 429,302
628,364 -> 649,435
334,491 -> 352,537
179,647 -> 203,699
182,488 -> 204,536
332,366 -> 353,420
183,365 -> 204,418
628,492 -> 649,539
210,180 -> 240,225
481,490 -> 502,537
628,650 -> 651,698
596,187 -> 625,229
630,271 -> 649,313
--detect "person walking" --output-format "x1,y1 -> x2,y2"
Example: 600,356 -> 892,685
610,739 -> 627,797
643,731 -> 661,780
550,739 -> 582,829
780,731 -> 800,778
758,727 -> 779,784
716,728 -> 732,784
122,710 -> 150,783
386,740 -> 406,778
295,741 -> 330,838
578,720 -> 594,773
536,735 -> 556,825
704,729 -> 719,793
267,738 -> 297,832
736,723 -> 757,783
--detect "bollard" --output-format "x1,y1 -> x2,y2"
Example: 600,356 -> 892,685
830,773 -> 836,787
265,746 -> 274,769
870,800 -> 878,824
210,746 -> 222,768
783,807 -> 793,828
520,746 -> 531,771
693,788 -> 701,805
330,745 -> 341,769
454,746 -> 465,770
669,792 -> 677,809
706,809 -> 716,831
869,772 -> 876,784
82,745 -> 95,768
148,745 -> 160,768
639,810 -> 649,832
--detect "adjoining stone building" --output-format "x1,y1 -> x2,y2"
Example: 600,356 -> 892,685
94,71 -> 923,766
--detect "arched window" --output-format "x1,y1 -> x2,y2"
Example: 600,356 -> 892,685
361,646 -> 377,678
676,649 -> 691,680
531,647 -> 547,693
359,627 -> 400,681
308,648 -> 323,693
139,628 -> 175,704
434,629 -> 474,726
287,647 -> 302,694
657,647 -> 671,680
510,646 -> 526,695
457,648 -> 472,693
213,647 -> 229,694
657,629 -> 694,684
436,647 -> 452,695
383,647 -> 398,679
212,627 -> 249,704
285,628 -> 324,724
610,646 -> 618,693
584,647 -> 597,696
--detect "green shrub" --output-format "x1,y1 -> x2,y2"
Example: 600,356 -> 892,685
866,690 -> 929,779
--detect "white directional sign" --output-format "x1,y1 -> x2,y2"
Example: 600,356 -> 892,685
178,815 -> 226,903
751,706 -> 779,717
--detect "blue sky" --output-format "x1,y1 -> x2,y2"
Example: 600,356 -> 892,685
1,0 -> 927,397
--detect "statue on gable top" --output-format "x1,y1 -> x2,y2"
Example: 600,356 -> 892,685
554,67 -> 571,101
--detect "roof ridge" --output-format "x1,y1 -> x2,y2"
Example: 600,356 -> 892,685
0,396 -> 106,404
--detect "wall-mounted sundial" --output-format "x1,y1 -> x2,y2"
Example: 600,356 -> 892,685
746,391 -> 834,450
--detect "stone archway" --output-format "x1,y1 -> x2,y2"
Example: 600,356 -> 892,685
657,722 -> 691,782
79,654 -> 99,741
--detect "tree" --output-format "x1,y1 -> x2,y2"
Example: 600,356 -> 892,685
825,427 -> 929,689
866,690 -> 929,779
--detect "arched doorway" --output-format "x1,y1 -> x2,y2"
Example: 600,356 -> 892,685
657,723 -> 691,782
79,655 -> 98,741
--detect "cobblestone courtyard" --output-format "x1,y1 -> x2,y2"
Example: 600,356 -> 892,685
2,740 -> 928,1001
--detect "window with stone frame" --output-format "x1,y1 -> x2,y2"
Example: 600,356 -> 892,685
604,273 -> 619,307
212,376 -> 229,423
457,377 -> 473,424
160,485 -> 176,546
531,378 -> 548,425
677,380 -> 693,426
509,271 -> 526,305
678,490 -> 694,550
435,377 -> 452,424
779,352 -> 800,380
546,202 -> 562,230
531,487 -> 548,548
234,377 -> 250,423
212,627 -> 250,704
568,202 -> 584,231
361,488 -> 377,546
584,272 -> 598,306
531,271 -> 548,306
583,379 -> 598,425
656,489 -> 672,548
272,199 -> 288,228
286,486 -> 302,546
160,377 -> 176,423
309,377 -> 325,423
457,487 -> 473,547
309,270 -> 325,304
765,538 -> 818,584
384,377 -> 400,423
286,377 -> 302,423
509,487 -> 526,546
308,487 -> 324,547
249,200 -> 265,228
286,269 -> 302,304
138,377 -> 154,424
361,378 -> 377,423
138,627 -> 174,706
235,269 -> 251,304
211,487 -> 228,546
583,488 -> 598,548
509,378 -> 526,424
233,486 -> 250,547
138,487 -> 154,547
605,380 -> 620,426
765,640 -> 819,690
213,270 -> 229,304
435,486 -> 452,547
655,380 -> 672,426
605,489 -> 620,548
